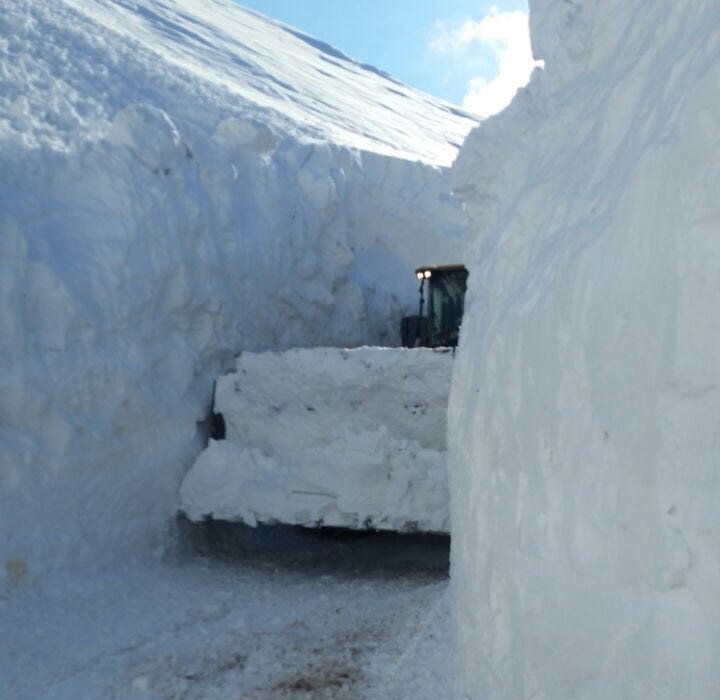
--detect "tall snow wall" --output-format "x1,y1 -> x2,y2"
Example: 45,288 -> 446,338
449,1 -> 720,697
0,0 -> 473,580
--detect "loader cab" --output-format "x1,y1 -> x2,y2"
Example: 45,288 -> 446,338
401,264 -> 468,348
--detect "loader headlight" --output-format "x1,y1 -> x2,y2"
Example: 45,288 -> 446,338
416,271 -> 424,280
423,270 -> 432,279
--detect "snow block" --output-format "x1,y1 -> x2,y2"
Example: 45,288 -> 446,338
181,347 -> 453,532
450,1 -> 720,698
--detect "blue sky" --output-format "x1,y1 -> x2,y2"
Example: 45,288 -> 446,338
238,1 -> 538,116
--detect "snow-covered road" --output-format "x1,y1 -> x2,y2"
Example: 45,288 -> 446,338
2,524 -> 453,699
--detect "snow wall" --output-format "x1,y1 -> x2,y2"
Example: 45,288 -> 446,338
0,0 -> 474,581
449,0 -> 720,697
181,347 -> 453,533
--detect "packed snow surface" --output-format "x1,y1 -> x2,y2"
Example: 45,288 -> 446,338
0,0 -> 475,579
1,525 -> 453,699
181,347 -> 453,533
449,0 -> 720,698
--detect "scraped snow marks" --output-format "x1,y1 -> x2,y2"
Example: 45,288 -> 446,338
180,347 -> 454,532
450,0 -> 720,698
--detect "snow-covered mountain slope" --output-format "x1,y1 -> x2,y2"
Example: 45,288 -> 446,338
449,0 -> 720,698
0,0 -> 476,581
1,0 -> 475,164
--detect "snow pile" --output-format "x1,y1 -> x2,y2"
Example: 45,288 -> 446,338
0,0 -> 476,580
449,0 -> 720,697
181,347 -> 453,533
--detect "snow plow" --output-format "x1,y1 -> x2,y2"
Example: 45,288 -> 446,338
401,264 -> 468,349
179,265 -> 468,533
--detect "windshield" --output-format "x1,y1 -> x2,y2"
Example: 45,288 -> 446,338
430,269 -> 468,346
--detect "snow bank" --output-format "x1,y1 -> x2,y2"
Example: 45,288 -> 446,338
449,0 -> 720,697
181,347 -> 453,532
0,0 -> 475,580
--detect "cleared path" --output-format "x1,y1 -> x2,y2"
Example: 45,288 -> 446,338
2,522 -> 454,699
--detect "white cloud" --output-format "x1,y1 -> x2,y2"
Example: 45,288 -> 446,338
431,7 -> 542,118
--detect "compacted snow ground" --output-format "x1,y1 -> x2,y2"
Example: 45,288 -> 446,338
2,523 -> 453,700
